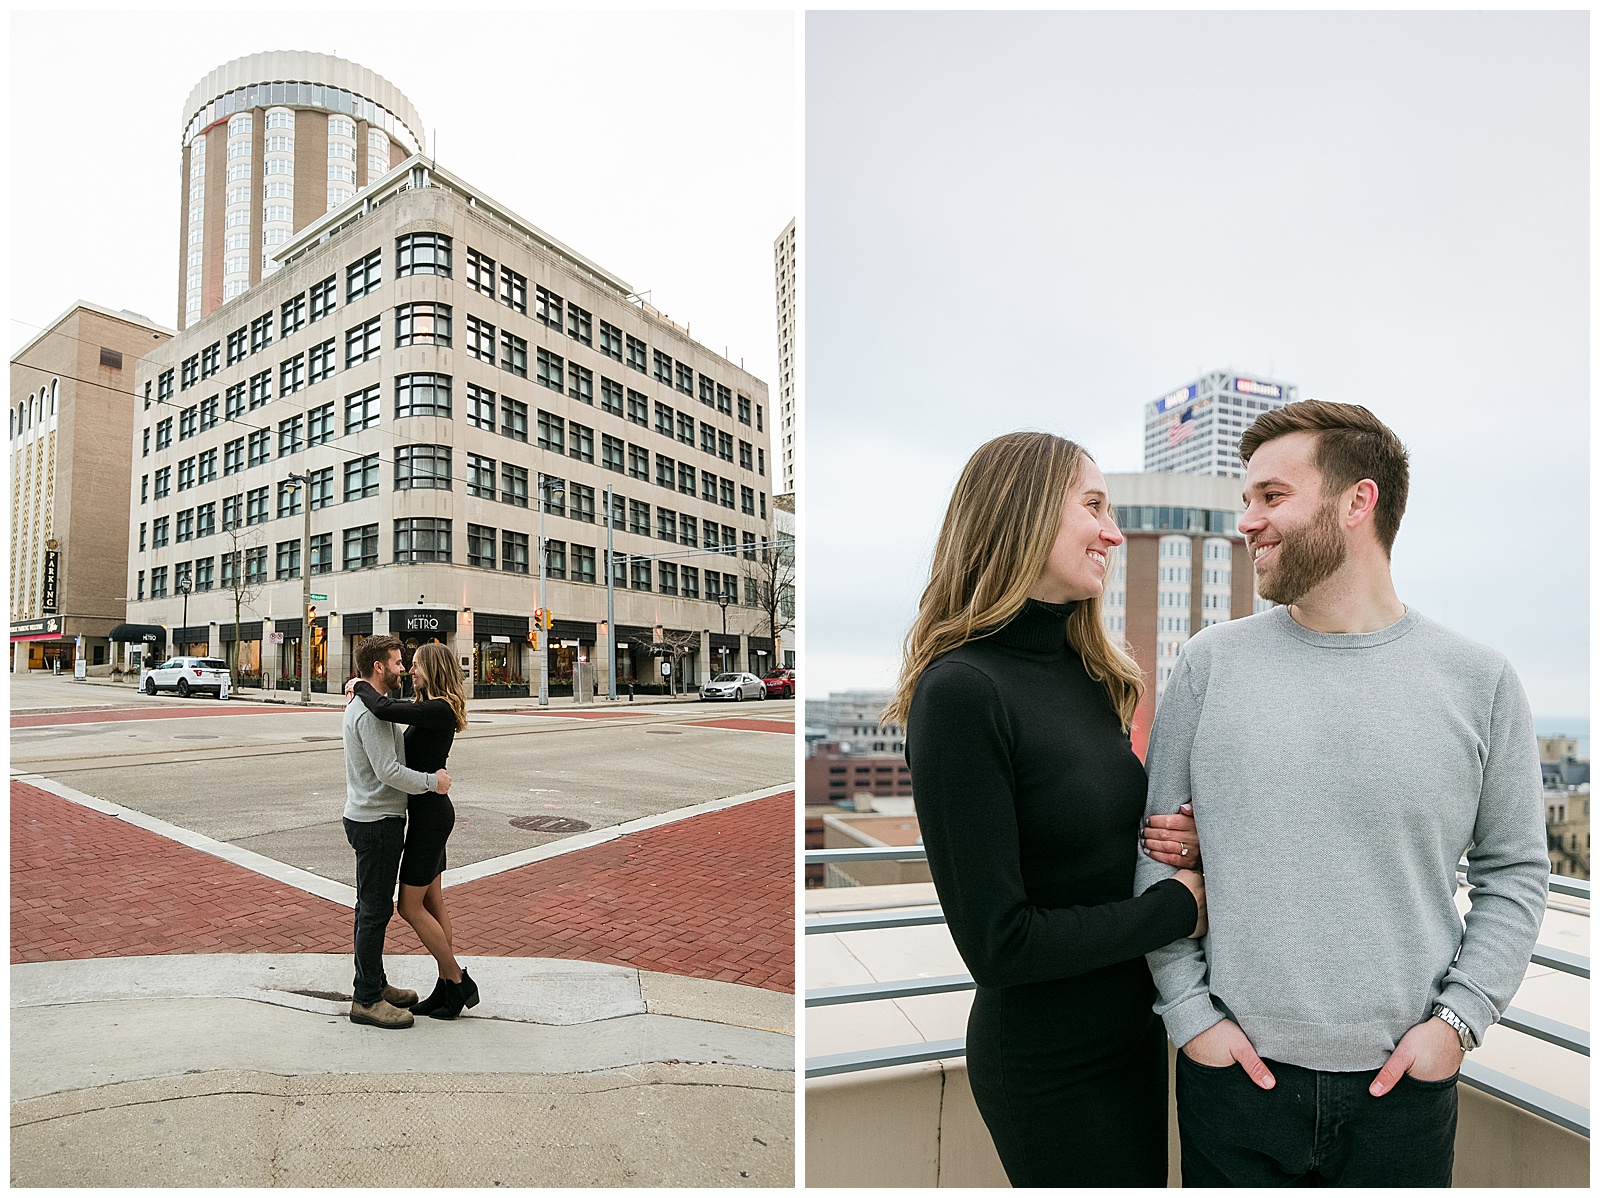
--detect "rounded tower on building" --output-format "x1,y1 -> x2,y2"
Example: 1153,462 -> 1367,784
176,51 -> 426,329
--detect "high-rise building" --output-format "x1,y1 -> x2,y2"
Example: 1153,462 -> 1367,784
178,52 -> 425,329
1142,369 -> 1297,478
9,302 -> 175,672
773,219 -> 796,496
1102,472 -> 1268,758
126,158 -> 774,698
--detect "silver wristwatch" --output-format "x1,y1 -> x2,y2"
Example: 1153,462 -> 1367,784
1432,1004 -> 1477,1052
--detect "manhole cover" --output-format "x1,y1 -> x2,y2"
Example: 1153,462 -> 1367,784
173,734 -> 218,740
301,736 -> 341,742
510,815 -> 592,833
645,728 -> 684,735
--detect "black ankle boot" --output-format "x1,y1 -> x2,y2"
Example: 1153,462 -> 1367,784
427,977 -> 469,1020
411,976 -> 450,1017
459,968 -> 481,1009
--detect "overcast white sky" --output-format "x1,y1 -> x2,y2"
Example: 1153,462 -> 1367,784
9,9 -> 795,391
806,10 -> 1588,725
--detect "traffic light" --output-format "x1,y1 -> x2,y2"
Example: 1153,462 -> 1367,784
543,609 -> 553,631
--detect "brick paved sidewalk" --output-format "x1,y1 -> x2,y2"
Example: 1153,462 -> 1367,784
11,782 -> 794,991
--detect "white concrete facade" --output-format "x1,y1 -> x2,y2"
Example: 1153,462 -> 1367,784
1142,369 -> 1297,479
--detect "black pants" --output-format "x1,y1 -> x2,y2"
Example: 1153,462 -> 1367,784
344,815 -> 405,1005
1176,1052 -> 1458,1186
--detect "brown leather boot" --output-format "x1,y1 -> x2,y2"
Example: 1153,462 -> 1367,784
382,984 -> 418,1008
349,998 -> 415,1028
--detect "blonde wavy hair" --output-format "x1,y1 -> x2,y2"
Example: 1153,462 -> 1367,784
885,431 -> 1144,731
411,642 -> 469,732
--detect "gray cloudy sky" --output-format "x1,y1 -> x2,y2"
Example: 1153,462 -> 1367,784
10,10 -> 794,389
805,10 -> 1588,723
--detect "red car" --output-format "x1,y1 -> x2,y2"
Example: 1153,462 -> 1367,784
762,669 -> 796,699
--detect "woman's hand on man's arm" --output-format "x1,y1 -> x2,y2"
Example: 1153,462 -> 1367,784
1142,801 -> 1201,868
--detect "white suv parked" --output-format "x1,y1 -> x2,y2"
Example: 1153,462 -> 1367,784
144,656 -> 230,699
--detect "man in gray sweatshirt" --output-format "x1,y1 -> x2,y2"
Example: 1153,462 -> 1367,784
1135,401 -> 1547,1186
343,634 -> 450,1029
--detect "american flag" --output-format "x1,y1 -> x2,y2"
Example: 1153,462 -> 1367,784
1169,409 -> 1196,446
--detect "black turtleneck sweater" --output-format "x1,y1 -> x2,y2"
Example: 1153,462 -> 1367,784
907,599 -> 1197,991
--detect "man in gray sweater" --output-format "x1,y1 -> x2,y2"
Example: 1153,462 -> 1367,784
1136,401 -> 1547,1185
343,634 -> 450,1029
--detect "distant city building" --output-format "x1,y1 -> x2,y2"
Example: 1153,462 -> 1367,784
774,491 -> 796,667
1545,785 -> 1590,880
178,52 -> 426,329
806,690 -> 901,753
805,739 -> 913,808
1143,369 -> 1297,478
773,219 -> 796,495
9,303 -> 175,673
1103,472 -> 1267,758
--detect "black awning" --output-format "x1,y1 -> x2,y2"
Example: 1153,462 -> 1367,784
109,623 -> 167,645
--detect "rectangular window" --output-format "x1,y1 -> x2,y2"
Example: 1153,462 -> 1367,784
659,561 -> 678,595
468,453 -> 496,498
152,516 -> 170,548
225,382 -> 246,421
572,544 -> 596,584
277,479 -> 302,519
466,315 -> 496,361
226,328 -> 248,365
651,402 -> 674,438
307,402 -> 335,446
179,406 -> 198,440
247,428 -> 271,466
600,376 -> 624,416
499,531 -> 531,572
467,383 -> 496,430
500,397 -> 528,442
395,373 -> 452,418
675,362 -> 694,396
703,520 -> 722,553
246,546 -> 269,586
718,430 -> 734,462
536,347 -> 564,392
200,342 -> 220,379
607,491 -> 626,532
222,494 -> 243,529
630,558 -> 652,592
280,292 -> 307,336
395,444 -> 451,490
310,531 -> 333,574
537,409 -> 565,454
539,474 -> 566,516
535,285 -> 563,330
758,447 -> 765,476
569,482 -> 595,524
346,249 -> 382,300
681,564 -> 699,599
250,313 -> 273,353
567,362 -> 594,406
396,231 -> 451,277
199,396 -> 218,430
677,411 -> 695,446
154,466 -> 171,498
467,523 -> 497,569
196,503 -> 216,539
715,383 -> 732,415
343,523 -> 378,570
626,335 -> 647,373
344,453 -> 380,501
150,566 -> 168,598
246,486 -> 269,525
500,266 -> 527,313
567,303 -> 592,345
276,540 -> 301,580
655,454 -> 676,489
739,440 -> 753,471
701,421 -> 717,455
279,416 -> 303,457
155,417 -> 174,450
139,521 -> 146,550
249,370 -> 272,409
181,355 -> 199,390
345,316 -> 381,367
680,514 -> 698,547
466,248 -> 495,293
501,462 -> 529,507
500,332 -> 528,377
756,403 -> 763,432
721,478 -> 736,509
653,349 -> 673,385
742,530 -> 757,559
599,321 -> 623,362
656,507 -> 678,542
280,354 -> 306,395
738,395 -> 752,425
309,274 -> 337,321
628,499 -> 651,537
395,302 -> 452,347
394,517 -> 451,563
628,444 -> 650,480
198,448 -> 218,483
698,374 -> 715,407
308,336 -> 336,384
194,557 -> 215,591
345,385 -> 380,433
223,438 -> 244,475
601,433 -> 625,473
542,538 -> 567,580
626,390 -> 649,427
568,421 -> 594,463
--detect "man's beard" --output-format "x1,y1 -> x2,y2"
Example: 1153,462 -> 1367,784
1256,497 -> 1347,605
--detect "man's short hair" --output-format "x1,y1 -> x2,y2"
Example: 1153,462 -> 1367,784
1239,400 -> 1411,554
354,634 -> 402,679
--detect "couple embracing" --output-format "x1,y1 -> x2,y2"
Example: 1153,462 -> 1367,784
341,634 -> 480,1029
899,402 -> 1548,1186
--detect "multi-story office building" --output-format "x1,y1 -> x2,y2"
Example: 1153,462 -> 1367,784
805,690 -> 902,753
177,52 -> 425,329
773,219 -> 796,495
1103,472 -> 1268,758
126,158 -> 774,698
9,303 -> 175,672
1142,369 -> 1297,478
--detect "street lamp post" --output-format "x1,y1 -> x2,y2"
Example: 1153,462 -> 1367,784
178,576 -> 191,641
717,598 -> 731,674
538,477 -> 565,707
285,472 -> 311,706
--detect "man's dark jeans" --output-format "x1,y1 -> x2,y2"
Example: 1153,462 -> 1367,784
343,815 -> 405,1005
1176,1051 -> 1458,1186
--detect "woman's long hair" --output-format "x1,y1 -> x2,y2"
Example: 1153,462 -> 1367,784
885,432 -> 1144,731
411,642 -> 469,732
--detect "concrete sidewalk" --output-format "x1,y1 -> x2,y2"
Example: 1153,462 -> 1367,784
12,953 -> 793,1186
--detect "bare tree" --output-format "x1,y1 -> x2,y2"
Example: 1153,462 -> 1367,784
220,523 -> 266,684
742,534 -> 796,664
653,626 -> 702,695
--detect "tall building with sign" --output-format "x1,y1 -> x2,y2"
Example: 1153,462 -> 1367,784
9,302 -> 175,672
125,158 -> 775,698
1142,369 -> 1297,478
177,52 -> 425,330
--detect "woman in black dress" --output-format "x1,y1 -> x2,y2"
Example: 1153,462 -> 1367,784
349,640 -> 478,1019
890,431 -> 1206,1186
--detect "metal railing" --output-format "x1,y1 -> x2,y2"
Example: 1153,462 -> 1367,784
804,846 -> 1591,1138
